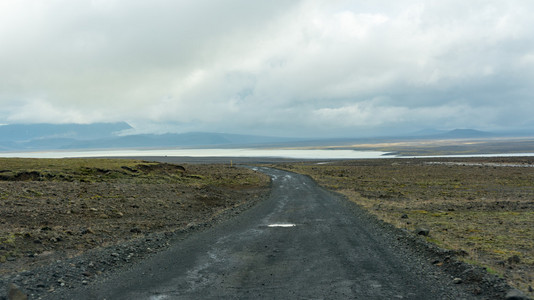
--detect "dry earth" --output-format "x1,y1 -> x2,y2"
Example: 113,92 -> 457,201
2,156 -> 533,299
276,157 -> 534,298
0,158 -> 270,298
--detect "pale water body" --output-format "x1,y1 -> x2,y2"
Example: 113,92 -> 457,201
1,148 -> 534,159
0,148 -> 389,159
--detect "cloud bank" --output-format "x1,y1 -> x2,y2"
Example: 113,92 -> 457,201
1,0 -> 533,137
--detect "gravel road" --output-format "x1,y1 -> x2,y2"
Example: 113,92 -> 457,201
55,167 -> 491,299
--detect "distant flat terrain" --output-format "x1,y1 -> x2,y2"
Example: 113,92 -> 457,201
335,137 -> 534,156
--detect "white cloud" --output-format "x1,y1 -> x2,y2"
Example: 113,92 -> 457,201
1,0 -> 533,137
6,98 -> 102,124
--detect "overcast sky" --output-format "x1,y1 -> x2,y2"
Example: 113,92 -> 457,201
1,0 -> 533,138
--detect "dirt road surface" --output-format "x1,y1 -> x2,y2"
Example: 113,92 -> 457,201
56,167 -> 482,299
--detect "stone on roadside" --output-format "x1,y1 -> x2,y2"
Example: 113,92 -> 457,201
80,228 -> 94,235
507,255 -> 520,264
505,288 -> 528,300
8,283 -> 28,300
130,227 -> 142,233
415,228 -> 430,236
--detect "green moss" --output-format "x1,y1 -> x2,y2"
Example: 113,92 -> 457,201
0,233 -> 16,246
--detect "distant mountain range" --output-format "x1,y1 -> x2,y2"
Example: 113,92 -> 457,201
0,123 -> 296,151
0,122 -> 132,142
0,123 -> 526,152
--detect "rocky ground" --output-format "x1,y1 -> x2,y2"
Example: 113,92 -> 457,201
50,166 -> 525,300
0,158 -> 270,299
276,156 -> 534,298
2,156 -> 533,299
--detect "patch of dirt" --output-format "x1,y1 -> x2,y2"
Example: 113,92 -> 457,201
0,159 -> 270,298
277,157 -> 534,298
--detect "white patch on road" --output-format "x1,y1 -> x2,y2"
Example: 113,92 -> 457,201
268,223 -> 297,228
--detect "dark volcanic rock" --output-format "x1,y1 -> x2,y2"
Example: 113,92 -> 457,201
8,283 -> 28,300
415,228 -> 430,236
505,288 -> 529,300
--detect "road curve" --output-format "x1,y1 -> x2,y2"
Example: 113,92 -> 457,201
61,167 -> 476,299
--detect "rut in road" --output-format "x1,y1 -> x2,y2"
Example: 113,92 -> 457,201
59,167 -> 478,299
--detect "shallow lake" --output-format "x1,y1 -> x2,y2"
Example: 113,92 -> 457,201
0,148 -> 389,159
1,148 -> 534,159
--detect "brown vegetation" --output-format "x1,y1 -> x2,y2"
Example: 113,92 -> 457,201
277,157 -> 534,296
0,158 -> 270,275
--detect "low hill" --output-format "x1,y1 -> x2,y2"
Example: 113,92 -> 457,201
0,122 -> 132,142
0,123 -> 296,151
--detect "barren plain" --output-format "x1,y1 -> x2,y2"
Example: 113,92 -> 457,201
276,156 -> 534,297
0,158 -> 270,298
1,155 -> 533,298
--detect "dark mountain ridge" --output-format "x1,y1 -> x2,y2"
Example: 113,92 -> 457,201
0,122 -> 132,142
0,123 -> 525,152
0,123 -> 297,151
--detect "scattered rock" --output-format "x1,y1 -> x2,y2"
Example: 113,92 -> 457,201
507,255 -> 521,264
452,277 -> 462,284
505,288 -> 529,300
452,249 -> 468,257
415,228 -> 430,236
80,228 -> 94,235
130,227 -> 142,233
461,267 -> 484,283
57,279 -> 65,287
0,165 -> 263,298
8,283 -> 28,300
400,214 -> 408,219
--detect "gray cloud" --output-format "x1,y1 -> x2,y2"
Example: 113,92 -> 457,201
1,0 -> 533,137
